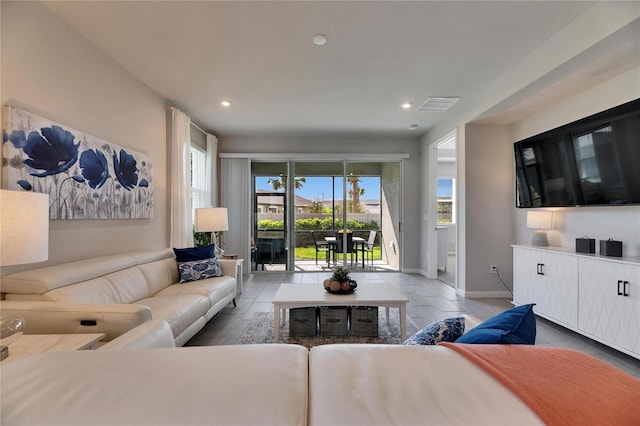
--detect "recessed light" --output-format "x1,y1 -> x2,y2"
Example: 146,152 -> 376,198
221,100 -> 232,107
408,124 -> 419,130
312,34 -> 328,46
401,102 -> 413,109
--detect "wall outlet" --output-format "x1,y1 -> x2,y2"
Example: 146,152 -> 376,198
490,265 -> 498,273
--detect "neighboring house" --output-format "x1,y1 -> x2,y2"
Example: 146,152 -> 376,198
320,199 -> 381,215
255,190 -> 314,214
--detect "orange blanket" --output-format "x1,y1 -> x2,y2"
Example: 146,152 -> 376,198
440,343 -> 640,425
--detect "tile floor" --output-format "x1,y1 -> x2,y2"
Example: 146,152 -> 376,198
186,270 -> 640,378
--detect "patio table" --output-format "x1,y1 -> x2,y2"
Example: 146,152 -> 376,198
325,236 -> 366,268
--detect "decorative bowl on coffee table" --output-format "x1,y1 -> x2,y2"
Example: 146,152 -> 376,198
323,279 -> 358,294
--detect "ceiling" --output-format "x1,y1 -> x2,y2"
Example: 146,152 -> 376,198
42,1 -> 637,138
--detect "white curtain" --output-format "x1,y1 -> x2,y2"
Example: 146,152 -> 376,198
221,158 -> 251,273
205,133 -> 218,207
170,108 -> 194,248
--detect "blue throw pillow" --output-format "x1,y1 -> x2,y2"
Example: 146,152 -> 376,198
454,304 -> 536,345
173,244 -> 215,262
177,258 -> 224,283
403,317 -> 465,345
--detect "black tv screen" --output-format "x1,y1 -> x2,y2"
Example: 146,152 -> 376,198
515,98 -> 640,207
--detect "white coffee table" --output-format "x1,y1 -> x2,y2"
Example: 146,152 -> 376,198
272,283 -> 409,342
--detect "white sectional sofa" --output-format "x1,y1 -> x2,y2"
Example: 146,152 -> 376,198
1,344 -> 310,426
0,249 -> 238,346
2,342 -> 639,425
99,319 -> 176,350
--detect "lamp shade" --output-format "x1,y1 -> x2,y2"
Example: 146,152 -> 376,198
0,190 -> 49,266
526,211 -> 553,230
195,208 -> 229,232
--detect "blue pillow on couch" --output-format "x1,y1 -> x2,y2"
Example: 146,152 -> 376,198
403,317 -> 465,345
173,244 -> 215,262
454,304 -> 536,345
177,258 -> 224,283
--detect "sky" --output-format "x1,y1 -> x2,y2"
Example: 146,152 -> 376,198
256,176 -> 454,200
256,176 -> 381,201
438,178 -> 453,198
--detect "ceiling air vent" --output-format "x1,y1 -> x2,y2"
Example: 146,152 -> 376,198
417,97 -> 461,112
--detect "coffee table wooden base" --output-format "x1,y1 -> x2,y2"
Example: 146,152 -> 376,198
272,283 -> 408,342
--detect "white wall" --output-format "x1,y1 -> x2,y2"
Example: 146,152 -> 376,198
511,67 -> 640,257
463,124 -> 515,295
219,134 -> 422,270
437,160 -> 456,179
1,2 -> 168,275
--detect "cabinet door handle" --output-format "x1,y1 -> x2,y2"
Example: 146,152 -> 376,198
539,263 -> 544,276
536,263 -> 541,275
618,280 -> 623,296
623,281 -> 630,297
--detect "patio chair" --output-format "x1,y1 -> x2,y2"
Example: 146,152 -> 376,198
335,231 -> 356,266
363,230 -> 378,265
311,231 -> 330,266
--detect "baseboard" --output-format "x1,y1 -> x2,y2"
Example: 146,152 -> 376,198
403,267 -> 428,276
457,289 -> 513,299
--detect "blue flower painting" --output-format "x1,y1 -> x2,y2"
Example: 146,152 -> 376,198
2,106 -> 153,219
79,149 -> 109,189
23,126 -> 80,177
3,130 -> 27,148
113,149 -> 138,190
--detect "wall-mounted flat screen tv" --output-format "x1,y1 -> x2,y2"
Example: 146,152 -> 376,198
514,98 -> 640,207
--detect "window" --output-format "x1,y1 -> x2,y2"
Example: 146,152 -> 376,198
191,146 -> 207,219
437,178 -> 455,224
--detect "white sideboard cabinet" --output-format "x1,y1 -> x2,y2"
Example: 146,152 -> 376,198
513,246 -> 578,328
578,257 -> 640,356
513,245 -> 640,359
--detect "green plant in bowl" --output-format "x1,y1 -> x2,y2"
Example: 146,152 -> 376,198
323,266 -> 357,293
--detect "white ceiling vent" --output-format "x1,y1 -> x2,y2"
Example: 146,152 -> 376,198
417,97 -> 461,112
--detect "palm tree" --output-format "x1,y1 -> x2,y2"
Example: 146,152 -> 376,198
267,174 -> 306,192
347,174 -> 365,213
309,196 -> 324,213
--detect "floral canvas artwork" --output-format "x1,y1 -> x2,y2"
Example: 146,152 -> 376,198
2,106 -> 153,219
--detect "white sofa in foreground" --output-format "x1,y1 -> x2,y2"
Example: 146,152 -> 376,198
1,342 -> 639,425
0,249 -> 238,346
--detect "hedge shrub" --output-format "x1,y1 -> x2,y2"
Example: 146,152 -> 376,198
257,218 -> 379,246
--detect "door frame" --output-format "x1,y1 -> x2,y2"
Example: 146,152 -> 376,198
428,130 -> 457,283
251,157 -> 404,272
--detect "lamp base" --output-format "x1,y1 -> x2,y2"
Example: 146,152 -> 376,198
531,231 -> 549,247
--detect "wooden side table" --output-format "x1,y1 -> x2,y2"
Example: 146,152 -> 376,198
1,333 -> 105,364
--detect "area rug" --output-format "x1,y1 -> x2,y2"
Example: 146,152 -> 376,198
240,311 -> 420,349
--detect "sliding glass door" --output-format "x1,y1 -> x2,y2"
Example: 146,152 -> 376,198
252,160 -> 400,272
347,162 -> 400,271
292,161 -> 344,270
252,162 -> 288,271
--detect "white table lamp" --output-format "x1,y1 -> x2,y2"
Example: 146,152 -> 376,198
195,207 -> 229,256
0,189 -> 49,359
526,210 -> 553,247
0,190 -> 49,266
